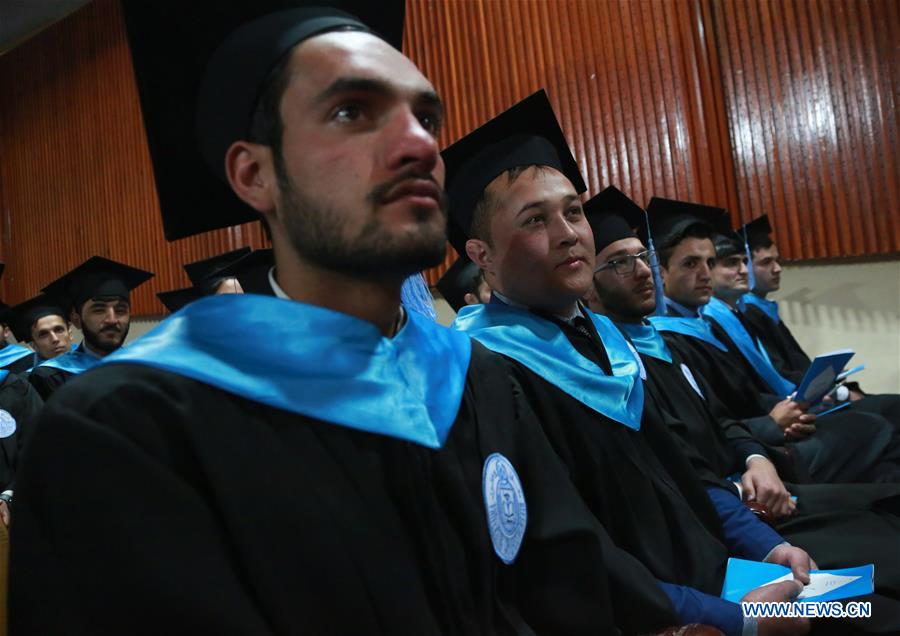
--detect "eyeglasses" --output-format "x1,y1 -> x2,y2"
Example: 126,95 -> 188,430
594,249 -> 654,276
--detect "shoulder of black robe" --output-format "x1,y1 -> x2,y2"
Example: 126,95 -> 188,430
27,365 -> 73,401
487,349 -> 730,596
741,304 -> 811,381
9,340 -> 676,635
0,372 -> 43,490
3,354 -> 34,375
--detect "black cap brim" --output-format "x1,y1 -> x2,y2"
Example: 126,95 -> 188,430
584,186 -> 645,254
41,256 -> 154,310
644,197 -> 731,249
183,247 -> 253,290
157,287 -> 203,313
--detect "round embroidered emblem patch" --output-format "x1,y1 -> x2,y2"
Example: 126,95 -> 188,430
482,453 -> 527,564
680,363 -> 705,399
0,410 -> 16,438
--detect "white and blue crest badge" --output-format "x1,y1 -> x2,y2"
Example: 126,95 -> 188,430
0,410 -> 16,438
482,453 -> 527,564
680,363 -> 705,400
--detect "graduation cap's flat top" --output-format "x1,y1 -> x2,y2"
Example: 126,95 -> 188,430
157,287 -> 203,313
41,256 -> 154,310
184,247 -> 253,290
5,294 -> 67,343
644,197 -> 731,249
584,186 -> 645,255
123,1 -> 404,241
713,230 -> 743,258
435,256 -> 481,313
442,90 -> 586,255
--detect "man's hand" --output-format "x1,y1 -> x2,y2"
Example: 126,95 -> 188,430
0,500 -> 10,527
741,580 -> 810,635
765,545 -> 817,584
783,413 -> 816,440
741,457 -> 795,519
769,400 -> 806,431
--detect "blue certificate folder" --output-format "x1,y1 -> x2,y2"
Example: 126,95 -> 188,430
793,349 -> 855,405
721,558 -> 874,603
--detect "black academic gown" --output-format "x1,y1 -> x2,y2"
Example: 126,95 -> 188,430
660,315 -> 900,484
28,357 -> 76,400
2,353 -> 34,375
630,341 -> 900,604
9,339 -> 677,636
0,372 -> 43,491
490,315 -> 732,598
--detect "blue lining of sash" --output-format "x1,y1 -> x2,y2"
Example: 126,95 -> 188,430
0,344 -> 34,369
616,321 -> 673,363
452,303 -> 643,430
0,370 -> 8,384
648,315 -> 730,353
100,295 -> 471,449
740,293 -> 780,324
702,297 -> 795,396
35,344 -> 101,376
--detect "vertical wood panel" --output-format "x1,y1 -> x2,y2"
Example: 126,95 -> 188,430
709,0 -> 900,259
408,0 -> 741,283
0,0 -> 268,314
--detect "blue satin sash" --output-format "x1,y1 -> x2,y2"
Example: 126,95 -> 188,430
0,370 -> 8,384
648,315 -> 730,353
616,321 -> 673,363
702,297 -> 795,396
740,293 -> 780,325
0,344 -> 33,369
101,295 -> 471,449
36,345 -> 102,376
452,303 -> 643,430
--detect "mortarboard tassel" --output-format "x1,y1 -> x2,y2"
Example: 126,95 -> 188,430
643,210 -> 667,317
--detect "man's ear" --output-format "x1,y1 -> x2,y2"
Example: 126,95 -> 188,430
225,141 -> 277,216
465,239 -> 493,272
463,292 -> 480,306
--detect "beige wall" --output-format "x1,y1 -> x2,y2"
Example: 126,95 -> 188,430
775,260 -> 900,394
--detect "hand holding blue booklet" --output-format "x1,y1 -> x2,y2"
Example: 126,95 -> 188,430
793,349 -> 855,405
721,558 -> 874,603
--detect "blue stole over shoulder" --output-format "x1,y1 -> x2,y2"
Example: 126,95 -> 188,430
701,297 -> 795,396
101,295 -> 471,449
616,321 -> 673,363
0,344 -> 34,369
36,344 -> 102,376
740,293 -> 780,324
452,303 -> 643,430
0,370 -> 9,384
648,315 -> 729,353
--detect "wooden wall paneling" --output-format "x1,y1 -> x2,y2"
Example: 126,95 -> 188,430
0,0 -> 269,314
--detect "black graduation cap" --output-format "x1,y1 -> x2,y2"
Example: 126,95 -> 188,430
41,256 -> 155,311
712,229 -> 744,258
739,214 -> 773,251
216,248 -> 275,295
435,257 -> 482,313
643,197 -> 731,250
5,294 -> 68,343
122,1 -> 405,241
584,186 -> 645,255
442,89 -> 586,254
157,287 -> 203,313
183,247 -> 252,293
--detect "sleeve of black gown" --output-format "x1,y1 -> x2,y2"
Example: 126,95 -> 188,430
9,386 -> 273,636
27,367 -> 67,401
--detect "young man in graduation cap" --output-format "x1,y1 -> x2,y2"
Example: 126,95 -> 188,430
5,294 -> 73,369
649,200 -> 900,484
448,90 -> 817,636
27,256 -> 153,400
584,188 -> 900,623
738,216 -> 900,428
9,7 -> 684,636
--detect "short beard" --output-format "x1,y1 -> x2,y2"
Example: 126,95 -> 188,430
594,283 -> 653,322
274,156 -> 448,280
82,322 -> 129,355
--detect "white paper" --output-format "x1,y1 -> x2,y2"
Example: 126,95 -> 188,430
763,572 -> 862,600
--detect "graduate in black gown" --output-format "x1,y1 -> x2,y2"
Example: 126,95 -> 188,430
646,200 -> 900,484
27,257 -> 153,400
582,188 -> 900,631
5,294 -> 73,371
9,9 -> 680,636
738,216 -> 900,431
447,90 -> 817,636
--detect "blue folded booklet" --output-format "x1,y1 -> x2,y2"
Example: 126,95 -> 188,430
793,349 -> 855,405
721,558 -> 874,603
